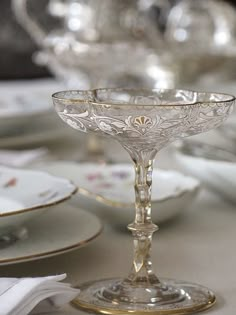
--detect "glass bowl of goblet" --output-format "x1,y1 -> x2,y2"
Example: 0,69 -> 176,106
52,88 -> 235,315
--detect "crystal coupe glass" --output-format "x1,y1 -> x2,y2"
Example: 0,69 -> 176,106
52,88 -> 235,315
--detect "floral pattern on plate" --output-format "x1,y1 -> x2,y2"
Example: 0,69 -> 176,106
38,162 -> 200,225
75,164 -> 197,204
0,166 -> 77,216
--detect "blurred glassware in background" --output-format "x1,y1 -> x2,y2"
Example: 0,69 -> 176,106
12,0 -> 236,88
13,0 -> 164,50
165,0 -> 236,54
138,0 -> 172,33
12,0 -> 179,162
9,0 -> 236,162
0,0 -> 50,79
165,0 -> 236,84
35,42 -> 178,89
12,0 -> 178,89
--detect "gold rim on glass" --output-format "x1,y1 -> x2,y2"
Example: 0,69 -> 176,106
52,88 -> 235,107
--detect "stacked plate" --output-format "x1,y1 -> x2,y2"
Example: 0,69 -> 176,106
0,158 -> 200,265
0,166 -> 102,265
0,80 -> 70,148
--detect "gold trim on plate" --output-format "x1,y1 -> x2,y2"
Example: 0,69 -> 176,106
78,184 -> 199,209
0,215 -> 103,264
0,167 -> 78,218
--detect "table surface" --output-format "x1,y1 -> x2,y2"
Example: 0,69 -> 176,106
1,79 -> 236,315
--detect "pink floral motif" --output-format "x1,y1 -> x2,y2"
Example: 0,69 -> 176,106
87,173 -> 103,181
3,177 -> 17,188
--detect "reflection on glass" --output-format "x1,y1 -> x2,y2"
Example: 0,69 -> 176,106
52,88 -> 235,315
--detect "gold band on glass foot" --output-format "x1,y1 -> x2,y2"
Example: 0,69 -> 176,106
72,278 -> 216,315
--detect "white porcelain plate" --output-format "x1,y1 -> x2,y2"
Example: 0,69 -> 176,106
0,85 -> 53,137
0,79 -> 61,117
0,79 -> 68,142
0,204 -> 102,265
0,166 -> 76,231
0,90 -> 51,118
38,162 -> 200,226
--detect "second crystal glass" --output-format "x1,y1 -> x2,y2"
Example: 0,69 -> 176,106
52,88 -> 235,315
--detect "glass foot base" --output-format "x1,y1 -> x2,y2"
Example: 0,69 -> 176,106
72,278 -> 216,315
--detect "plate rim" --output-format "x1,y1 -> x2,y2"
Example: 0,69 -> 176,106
39,161 -> 200,209
0,166 -> 77,217
0,205 -> 103,265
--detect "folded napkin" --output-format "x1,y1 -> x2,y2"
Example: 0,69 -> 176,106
0,274 -> 79,315
0,148 -> 48,167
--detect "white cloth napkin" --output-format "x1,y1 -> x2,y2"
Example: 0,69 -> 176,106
0,148 -> 48,167
0,274 -> 79,315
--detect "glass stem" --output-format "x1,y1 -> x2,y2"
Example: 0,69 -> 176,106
127,159 -> 160,286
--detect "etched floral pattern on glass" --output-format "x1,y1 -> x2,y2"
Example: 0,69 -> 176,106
52,88 -> 235,315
